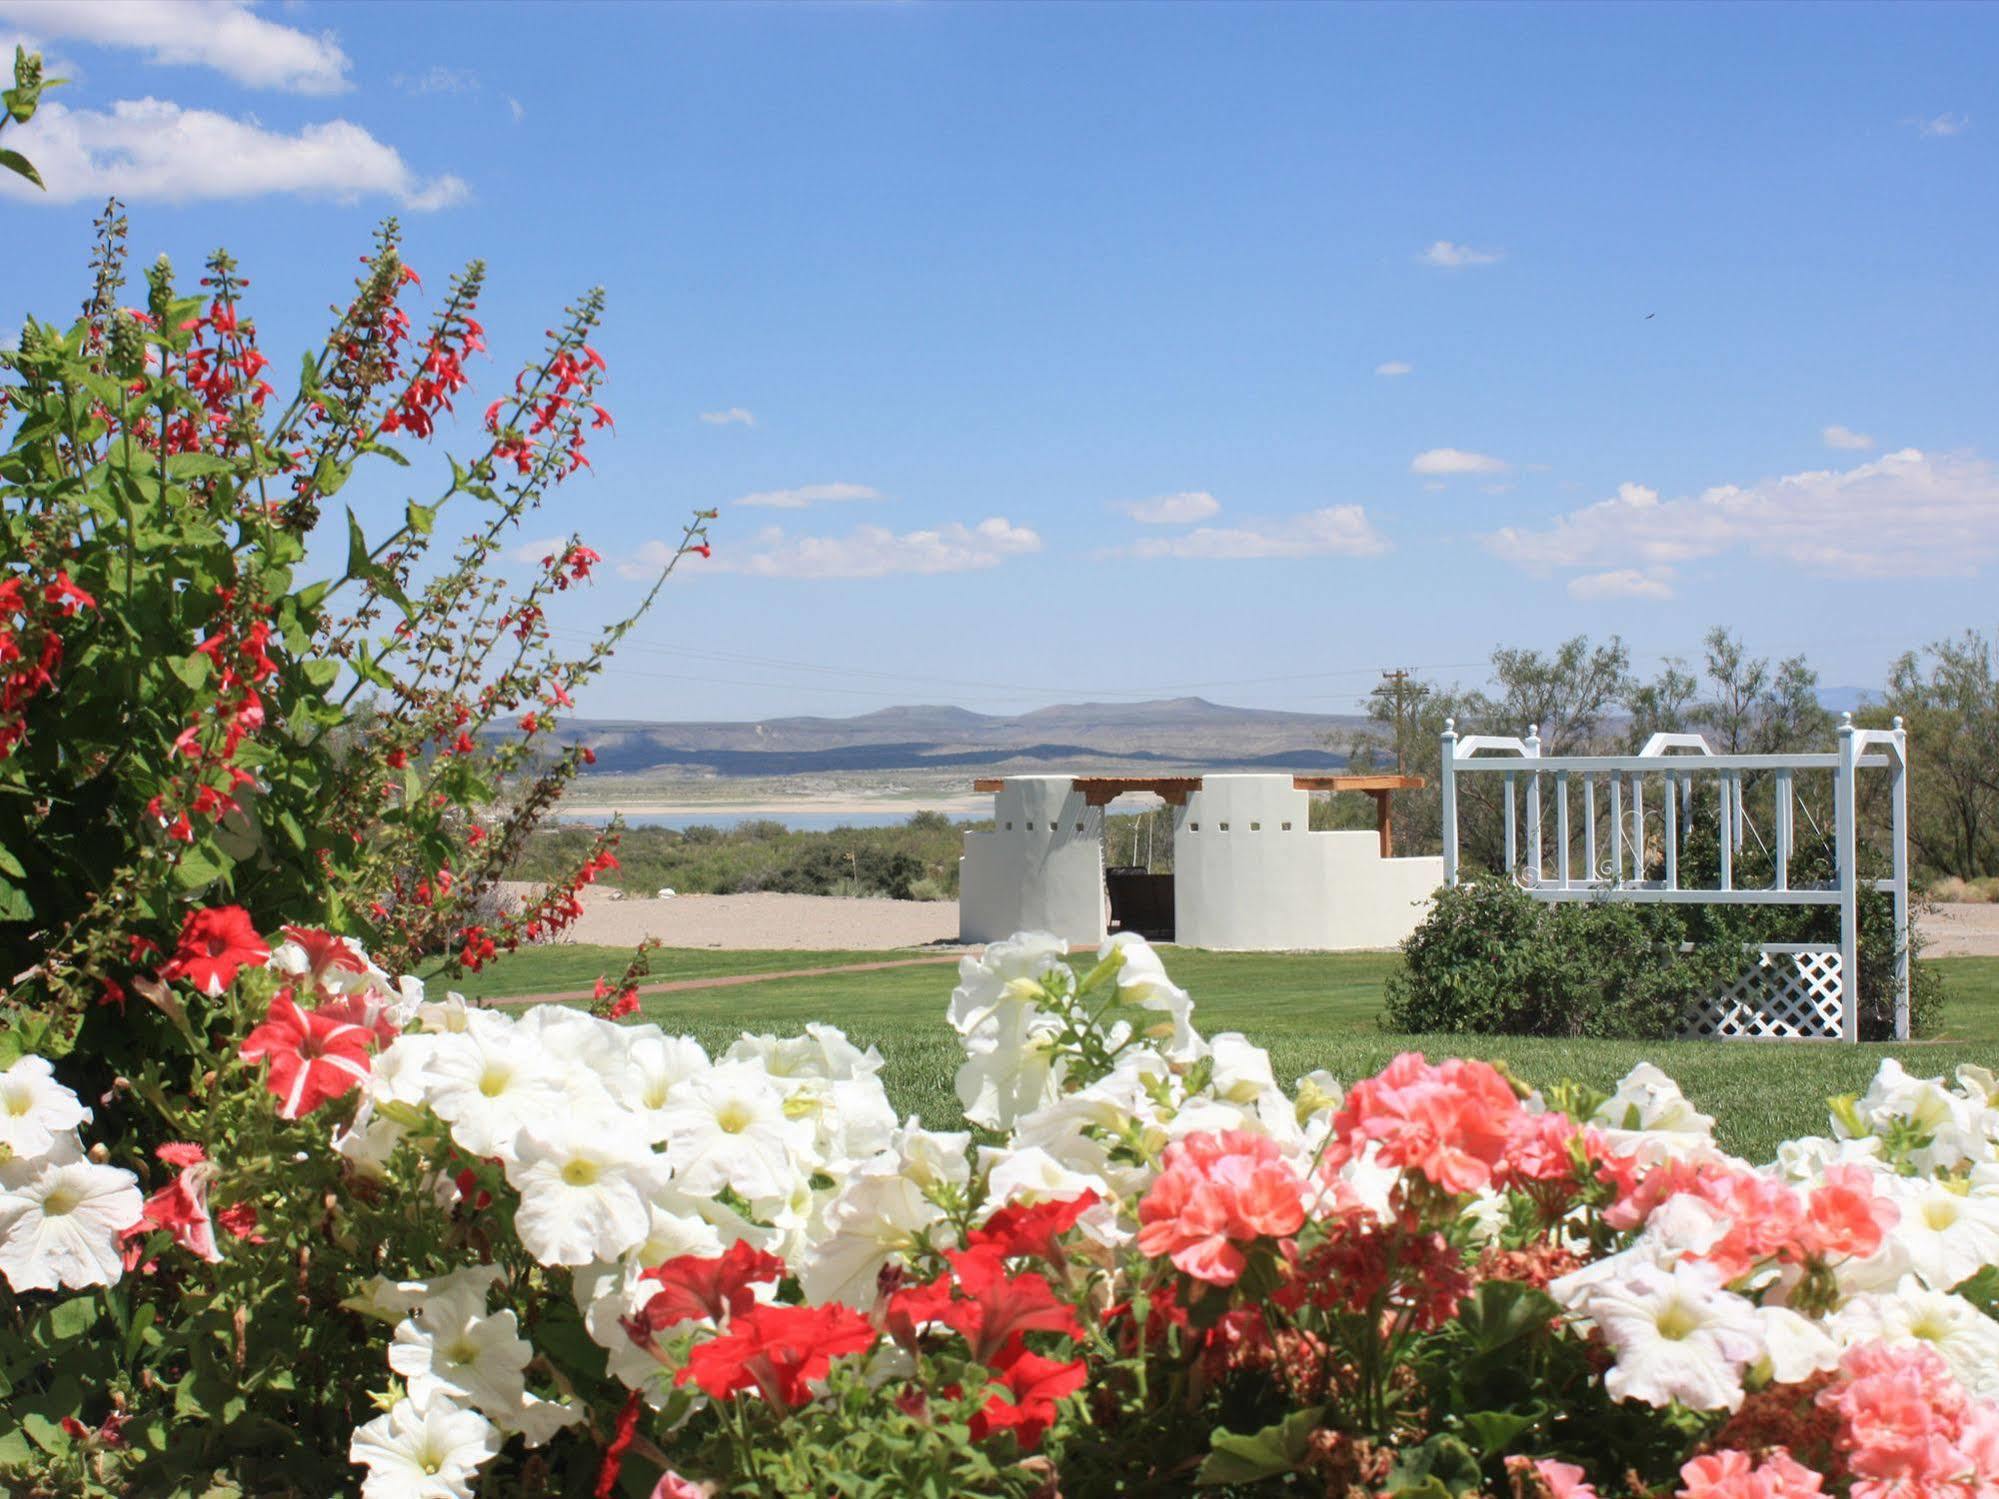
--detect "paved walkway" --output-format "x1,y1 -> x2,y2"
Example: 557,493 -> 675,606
489,952 -> 963,1007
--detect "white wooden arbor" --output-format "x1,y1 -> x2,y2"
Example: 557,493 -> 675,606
1439,714 -> 1911,1041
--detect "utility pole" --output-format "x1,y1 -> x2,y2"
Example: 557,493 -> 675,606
1374,669 -> 1427,774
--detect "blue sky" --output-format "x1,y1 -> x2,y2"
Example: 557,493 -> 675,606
4,1 -> 1995,720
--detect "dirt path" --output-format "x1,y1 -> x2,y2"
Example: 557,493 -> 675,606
489,953 -> 963,1007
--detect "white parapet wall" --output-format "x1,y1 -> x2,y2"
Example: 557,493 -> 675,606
958,776 -> 1106,946
1171,774 -> 1442,950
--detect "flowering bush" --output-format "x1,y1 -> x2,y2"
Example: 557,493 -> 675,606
0,204 -> 711,1067
5,924 -> 1998,1495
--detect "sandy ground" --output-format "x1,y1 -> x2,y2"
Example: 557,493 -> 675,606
554,797 -> 993,819
504,885 -> 1999,957
1918,902 -> 1999,958
502,885 -> 963,950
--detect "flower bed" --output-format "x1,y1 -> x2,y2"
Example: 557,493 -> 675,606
4,920 -> 1998,1495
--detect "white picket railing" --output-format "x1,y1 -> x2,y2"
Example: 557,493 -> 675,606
1439,714 -> 1911,1041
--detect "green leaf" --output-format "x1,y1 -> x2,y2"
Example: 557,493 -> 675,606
0,875 -> 32,922
405,498 -> 437,535
1195,1406 -> 1324,1486
1385,1435 -> 1482,1497
1454,1406 -> 1541,1456
0,147 -> 42,189
344,507 -> 371,577
361,439 -> 411,468
173,844 -> 225,890
302,659 -> 339,690
1458,1279 -> 1560,1353
0,841 -> 23,877
44,1293 -> 98,1342
168,653 -> 213,691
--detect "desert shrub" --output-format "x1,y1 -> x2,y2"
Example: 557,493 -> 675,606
513,814 -> 971,901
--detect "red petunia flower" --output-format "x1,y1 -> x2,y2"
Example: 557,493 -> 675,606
676,1302 -> 875,1409
131,1163 -> 222,1263
159,906 -> 270,996
967,1191 -> 1099,1262
631,1240 -> 787,1336
279,925 -> 371,983
936,1248 -> 1083,1365
238,993 -> 374,1118
969,1347 -> 1087,1451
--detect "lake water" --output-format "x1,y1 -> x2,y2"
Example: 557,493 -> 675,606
554,809 -> 982,832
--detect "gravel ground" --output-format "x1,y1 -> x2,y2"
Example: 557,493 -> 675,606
503,885 -> 1999,957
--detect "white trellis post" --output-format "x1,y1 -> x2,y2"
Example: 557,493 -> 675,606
1525,723 -> 1543,882
1440,718 -> 1459,885
1835,713 -> 1860,1044
1890,716 -> 1911,1037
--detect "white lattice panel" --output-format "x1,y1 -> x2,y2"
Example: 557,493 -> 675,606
1679,948 -> 1844,1041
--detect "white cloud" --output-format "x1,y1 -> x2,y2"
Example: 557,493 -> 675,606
699,407 -> 756,427
1121,505 -> 1389,561
1374,361 -> 1413,377
1487,449 -> 1999,580
629,516 -> 1042,580
0,98 -> 467,208
1116,491 -> 1221,525
506,95 -> 525,124
1411,447 -> 1507,476
1823,424 -> 1875,451
1418,240 -> 1502,269
510,535 -> 565,565
1567,568 -> 1675,602
1913,112 -> 1969,138
0,0 -> 349,93
734,481 -> 880,509
394,66 -> 478,96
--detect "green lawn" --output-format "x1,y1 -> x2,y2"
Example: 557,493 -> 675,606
433,945 -> 921,1001
472,944 -> 1999,1163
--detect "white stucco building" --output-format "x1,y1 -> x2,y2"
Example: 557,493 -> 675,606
958,772 -> 1443,951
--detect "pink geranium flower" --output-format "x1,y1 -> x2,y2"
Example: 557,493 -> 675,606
238,992 -> 374,1119
1136,1130 -> 1307,1285
1327,1052 -> 1520,1194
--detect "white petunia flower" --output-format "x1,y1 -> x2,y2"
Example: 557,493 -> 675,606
1753,1304 -> 1843,1384
388,1295 -> 532,1419
349,1395 -> 500,1499
658,1059 -> 810,1203
424,1028 -> 568,1161
870,1119 -> 972,1192
728,1022 -> 883,1082
603,1031 -> 710,1142
949,931 -> 1067,1035
343,1264 -> 505,1325
0,1155 -> 143,1292
506,1119 -> 663,1267
0,1055 -> 89,1163
1571,1260 -> 1764,1412
1100,932 -> 1206,1063
1844,1059 -> 1993,1171
1878,1178 -> 1999,1290
798,1172 -> 945,1307
1590,1063 -> 1718,1165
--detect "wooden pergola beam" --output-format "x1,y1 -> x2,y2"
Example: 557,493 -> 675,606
1290,773 -> 1428,858
968,776 -> 1207,806
1287,774 -> 1427,793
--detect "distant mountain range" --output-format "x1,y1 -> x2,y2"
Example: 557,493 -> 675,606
532,698 -> 1372,778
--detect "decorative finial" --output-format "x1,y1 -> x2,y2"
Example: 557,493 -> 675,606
1893,715 -> 1904,732
1841,710 -> 1853,727
1444,717 -> 1456,734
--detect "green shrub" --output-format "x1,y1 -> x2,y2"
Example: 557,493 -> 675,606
1384,880 -> 1748,1039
